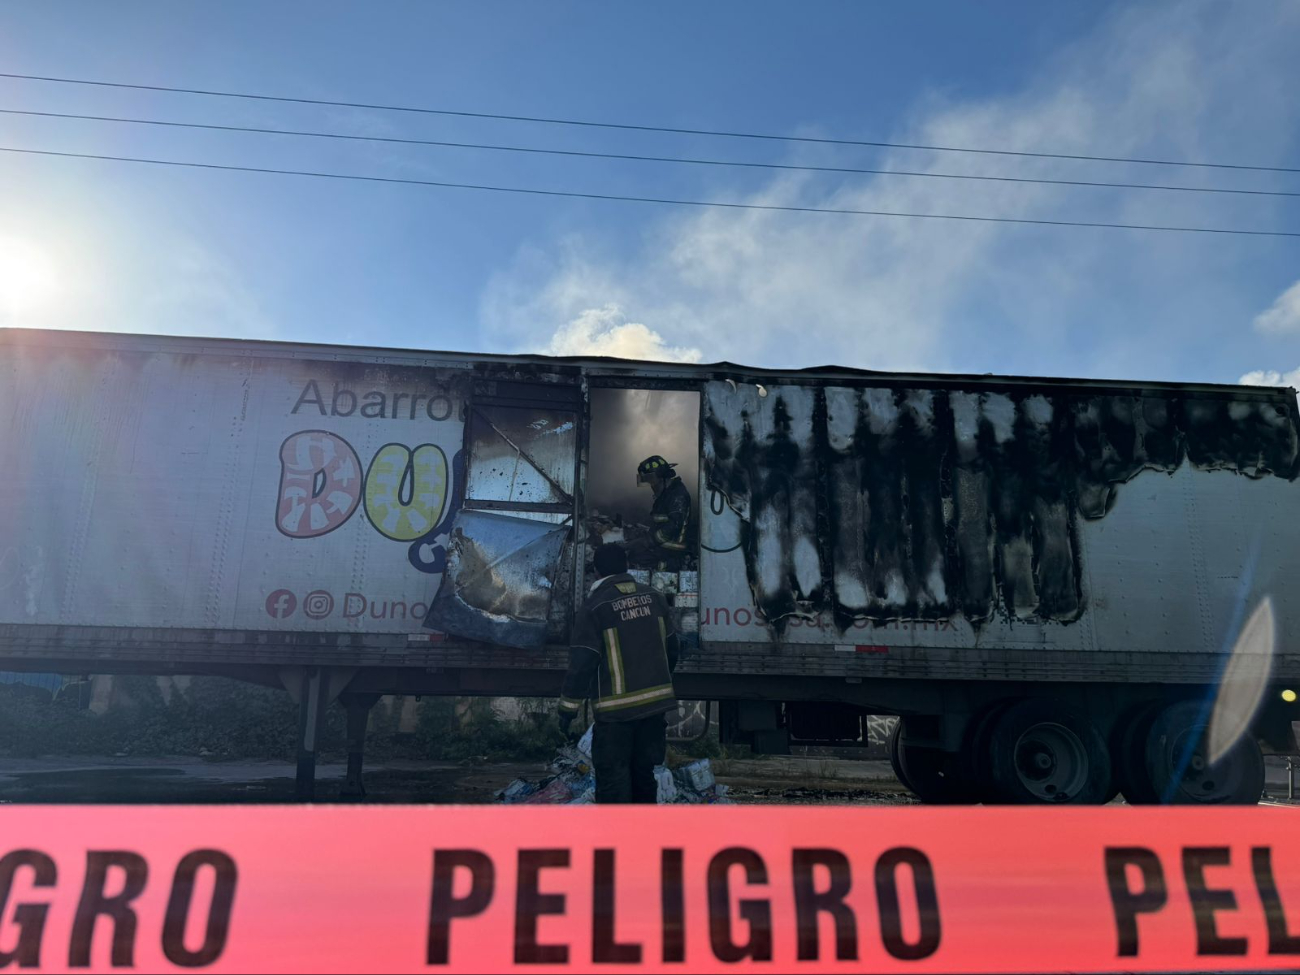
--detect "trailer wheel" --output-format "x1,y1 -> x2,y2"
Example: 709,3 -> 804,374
1145,700 -> 1265,805
958,702 -> 1010,803
986,700 -> 1111,804
897,720 -> 977,804
887,721 -> 914,793
1112,703 -> 1162,805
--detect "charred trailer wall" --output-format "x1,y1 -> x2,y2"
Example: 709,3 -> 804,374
702,381 -> 1299,631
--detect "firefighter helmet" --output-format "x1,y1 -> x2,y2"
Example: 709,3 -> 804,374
637,455 -> 677,484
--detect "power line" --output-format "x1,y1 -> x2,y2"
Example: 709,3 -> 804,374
2,144 -> 1296,238
4,106 -> 1296,200
2,70 -> 1297,176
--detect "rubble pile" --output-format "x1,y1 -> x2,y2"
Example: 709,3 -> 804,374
497,725 -> 731,805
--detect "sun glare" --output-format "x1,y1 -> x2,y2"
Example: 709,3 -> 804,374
0,235 -> 58,321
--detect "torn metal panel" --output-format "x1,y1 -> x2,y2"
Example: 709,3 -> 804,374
427,510 -> 571,649
466,406 -> 577,507
703,381 -> 1299,631
546,532 -> 576,643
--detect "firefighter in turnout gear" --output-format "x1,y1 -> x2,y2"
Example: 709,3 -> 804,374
558,543 -> 679,803
637,454 -> 691,572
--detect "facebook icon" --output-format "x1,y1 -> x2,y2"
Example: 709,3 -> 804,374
265,589 -> 297,619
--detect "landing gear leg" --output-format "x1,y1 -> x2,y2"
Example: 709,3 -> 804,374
340,693 -> 381,800
295,668 -> 330,802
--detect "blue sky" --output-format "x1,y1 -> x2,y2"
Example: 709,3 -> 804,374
1,1 -> 1298,388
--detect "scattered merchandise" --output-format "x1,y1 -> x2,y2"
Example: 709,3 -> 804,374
500,779 -> 538,803
518,777 -> 573,805
496,726 -> 731,805
676,759 -> 716,793
654,765 -> 678,804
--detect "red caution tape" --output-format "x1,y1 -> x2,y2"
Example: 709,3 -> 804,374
1,805 -> 1298,973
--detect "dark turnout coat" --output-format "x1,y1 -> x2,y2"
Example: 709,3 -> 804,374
650,476 -> 691,563
558,573 -> 679,722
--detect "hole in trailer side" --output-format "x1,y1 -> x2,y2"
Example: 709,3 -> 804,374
582,386 -> 704,734
583,387 -> 701,575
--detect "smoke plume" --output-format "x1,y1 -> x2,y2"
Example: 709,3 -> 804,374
587,388 -> 700,523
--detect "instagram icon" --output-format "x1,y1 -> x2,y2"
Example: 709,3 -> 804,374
303,590 -> 335,619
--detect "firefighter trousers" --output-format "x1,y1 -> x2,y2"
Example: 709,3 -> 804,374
592,713 -> 667,804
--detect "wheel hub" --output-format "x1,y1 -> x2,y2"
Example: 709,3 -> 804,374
1014,722 -> 1088,802
1170,733 -> 1230,801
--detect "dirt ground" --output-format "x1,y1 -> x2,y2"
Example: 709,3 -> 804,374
2,754 -> 1295,805
0,754 -> 912,804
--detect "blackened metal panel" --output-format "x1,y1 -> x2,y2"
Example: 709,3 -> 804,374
427,509 -> 571,649
702,380 -> 1300,633
703,382 -> 824,624
824,387 -> 952,624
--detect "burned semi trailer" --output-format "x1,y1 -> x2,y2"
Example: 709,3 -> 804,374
1,327 -> 1297,804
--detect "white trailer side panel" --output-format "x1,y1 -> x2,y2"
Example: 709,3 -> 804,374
0,337 -> 470,632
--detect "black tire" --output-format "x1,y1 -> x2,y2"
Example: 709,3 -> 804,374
1145,700 -> 1265,805
986,699 -> 1111,804
958,702 -> 1011,804
1113,703 -> 1162,805
887,720 -> 914,793
897,720 -> 978,804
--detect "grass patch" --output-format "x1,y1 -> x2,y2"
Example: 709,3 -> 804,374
368,697 -> 566,764
0,677 -> 334,760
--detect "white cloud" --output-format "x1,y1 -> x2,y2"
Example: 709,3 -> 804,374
1254,280 -> 1300,334
1240,367 -> 1300,389
545,303 -> 702,362
482,3 -> 1300,378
